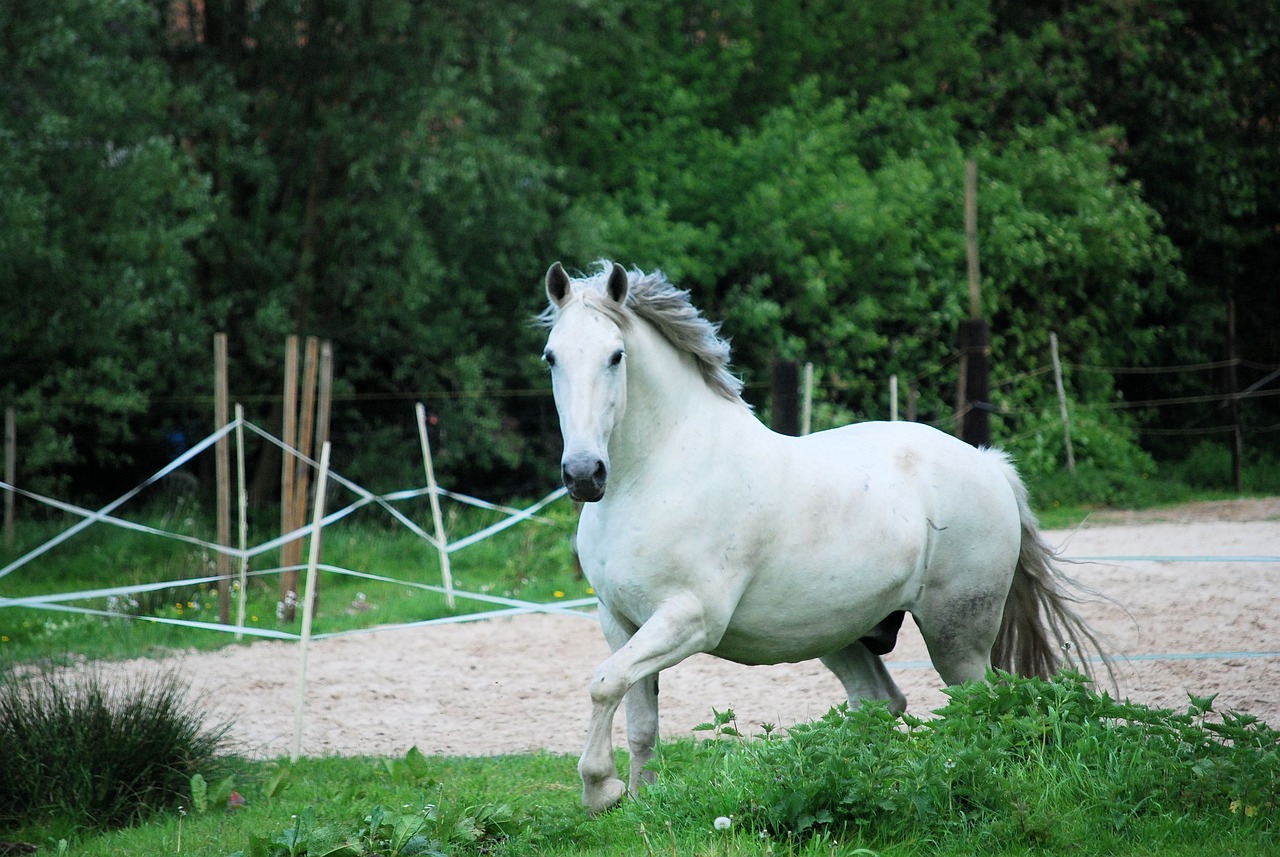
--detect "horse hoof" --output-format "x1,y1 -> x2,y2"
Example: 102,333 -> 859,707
583,777 -> 626,815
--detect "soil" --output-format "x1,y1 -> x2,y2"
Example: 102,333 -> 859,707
71,498 -> 1280,760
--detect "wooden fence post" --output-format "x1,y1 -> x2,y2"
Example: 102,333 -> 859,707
214,333 -> 232,624
957,160 -> 991,448
416,403 -> 454,610
291,440 -> 332,763
800,362 -> 814,436
234,404 -> 250,640
1050,333 -> 1076,472
280,336 -> 300,621
4,407 -> 14,549
772,360 -> 800,436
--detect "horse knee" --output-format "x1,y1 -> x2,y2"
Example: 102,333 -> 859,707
588,668 -> 629,707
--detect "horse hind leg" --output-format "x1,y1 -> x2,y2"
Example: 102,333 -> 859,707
915,588 -> 1007,687
821,640 -> 907,715
624,673 -> 659,792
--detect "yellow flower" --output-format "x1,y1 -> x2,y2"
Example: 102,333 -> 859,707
554,591 -> 565,598
1230,799 -> 1256,816
586,587 -> 595,595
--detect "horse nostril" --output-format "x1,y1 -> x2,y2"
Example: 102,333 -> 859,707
563,455 -> 608,501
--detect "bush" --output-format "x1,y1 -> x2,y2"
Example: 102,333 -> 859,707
0,668 -> 232,835
629,672 -> 1280,850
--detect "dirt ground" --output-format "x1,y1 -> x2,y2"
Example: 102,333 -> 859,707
79,498 -> 1280,760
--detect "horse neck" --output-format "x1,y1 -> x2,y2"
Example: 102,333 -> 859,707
611,320 -> 748,475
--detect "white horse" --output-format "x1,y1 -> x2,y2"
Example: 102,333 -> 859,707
539,260 -> 1107,814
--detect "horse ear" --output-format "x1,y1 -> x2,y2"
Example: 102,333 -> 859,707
546,262 -> 571,306
606,262 -> 629,305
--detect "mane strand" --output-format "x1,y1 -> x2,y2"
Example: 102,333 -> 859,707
538,261 -> 745,403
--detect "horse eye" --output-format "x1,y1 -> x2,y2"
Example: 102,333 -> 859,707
542,350 -> 556,367
609,349 -> 625,367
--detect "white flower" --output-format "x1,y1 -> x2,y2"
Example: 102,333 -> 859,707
713,816 -> 732,831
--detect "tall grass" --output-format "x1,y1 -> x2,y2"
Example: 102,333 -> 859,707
0,668 -> 232,839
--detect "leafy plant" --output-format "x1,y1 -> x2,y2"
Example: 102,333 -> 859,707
231,799 -> 530,857
629,671 -> 1280,851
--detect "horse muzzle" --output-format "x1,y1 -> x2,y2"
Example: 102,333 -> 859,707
562,453 -> 608,502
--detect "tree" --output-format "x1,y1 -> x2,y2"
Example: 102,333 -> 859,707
160,0 -> 574,495
0,0 -> 213,496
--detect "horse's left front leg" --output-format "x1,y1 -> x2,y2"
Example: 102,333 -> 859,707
580,597 -> 711,814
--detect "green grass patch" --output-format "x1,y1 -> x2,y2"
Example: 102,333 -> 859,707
16,673 -> 1277,857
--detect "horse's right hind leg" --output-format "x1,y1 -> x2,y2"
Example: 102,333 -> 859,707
821,640 -> 907,715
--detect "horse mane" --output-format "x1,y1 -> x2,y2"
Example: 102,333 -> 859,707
539,262 -> 746,404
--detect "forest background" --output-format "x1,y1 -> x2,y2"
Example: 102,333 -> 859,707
1,0 -> 1277,507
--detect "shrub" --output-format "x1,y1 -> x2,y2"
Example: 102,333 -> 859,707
630,671 -> 1280,850
0,667 -> 232,834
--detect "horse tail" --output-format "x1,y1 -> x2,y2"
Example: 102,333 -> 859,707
986,451 -> 1113,685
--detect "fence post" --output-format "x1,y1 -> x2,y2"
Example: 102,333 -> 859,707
1227,297 -> 1243,493
4,406 -> 14,549
280,335 -> 300,621
800,362 -> 814,436
292,440 -> 332,764
214,333 -> 232,624
1050,333 -> 1076,472
417,403 -> 454,610
234,404 -> 250,640
957,160 -> 991,448
772,360 -> 800,436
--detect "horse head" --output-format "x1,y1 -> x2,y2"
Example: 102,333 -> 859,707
543,261 -> 630,502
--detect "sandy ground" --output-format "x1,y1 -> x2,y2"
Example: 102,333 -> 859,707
73,499 -> 1280,759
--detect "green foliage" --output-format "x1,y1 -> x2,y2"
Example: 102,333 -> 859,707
0,0 -> 213,495
628,671 -> 1280,852
232,800 -> 530,857
7,695 -> 1278,856
225,749 -> 535,857
0,668 -> 232,837
0,0 -> 1276,499
562,78 -> 1179,465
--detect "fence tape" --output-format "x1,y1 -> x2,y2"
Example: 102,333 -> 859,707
2,417 -> 1275,673
0,420 -> 237,580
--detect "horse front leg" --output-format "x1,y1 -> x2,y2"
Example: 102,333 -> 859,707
579,598 -> 711,814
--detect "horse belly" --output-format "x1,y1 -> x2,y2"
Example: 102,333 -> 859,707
710,538 -> 924,666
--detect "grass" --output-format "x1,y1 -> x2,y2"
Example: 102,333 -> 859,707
0,668 -> 232,845
10,676 -> 1277,856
